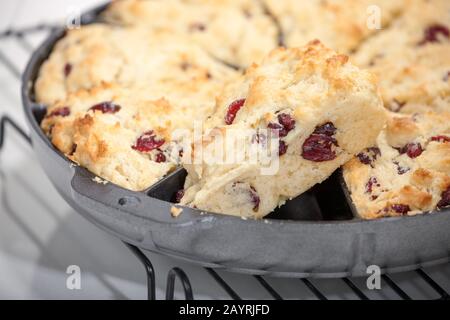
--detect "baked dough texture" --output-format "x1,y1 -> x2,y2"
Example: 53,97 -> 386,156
180,41 -> 386,218
35,24 -> 238,106
351,0 -> 450,114
101,0 -> 279,68
343,111 -> 450,219
264,0 -> 407,54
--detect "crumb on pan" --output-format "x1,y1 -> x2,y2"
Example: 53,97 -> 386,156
170,205 -> 183,218
92,176 -> 108,185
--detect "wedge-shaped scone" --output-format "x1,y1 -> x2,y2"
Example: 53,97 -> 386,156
343,111 -> 450,219
351,0 -> 450,114
35,24 -> 238,105
179,41 -> 386,218
41,83 -> 220,191
102,0 -> 279,68
264,0 -> 407,54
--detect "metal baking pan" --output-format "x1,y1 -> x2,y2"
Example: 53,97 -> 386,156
21,3 -> 450,278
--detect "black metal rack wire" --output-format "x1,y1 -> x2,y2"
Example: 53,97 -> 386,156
0,23 -> 449,301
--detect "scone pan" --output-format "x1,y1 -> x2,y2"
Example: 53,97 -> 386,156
21,3 -> 450,278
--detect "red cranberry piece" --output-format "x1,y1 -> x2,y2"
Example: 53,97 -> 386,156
278,140 -> 287,156
365,176 -> 380,194
250,186 -> 260,212
390,204 -> 411,215
224,99 -> 245,125
267,122 -> 285,137
132,131 -> 165,153
155,152 -> 166,163
302,134 -> 337,162
269,113 -> 296,137
399,142 -> 423,158
302,122 -> 338,162
89,101 -> 121,114
419,24 -> 449,45
313,122 -> 336,136
64,63 -> 72,77
431,135 -> 450,143
47,106 -> 70,118
443,71 -> 450,82
174,189 -> 185,203
393,161 -> 410,175
437,187 -> 450,209
357,147 -> 381,166
189,22 -> 207,32
277,113 -> 296,132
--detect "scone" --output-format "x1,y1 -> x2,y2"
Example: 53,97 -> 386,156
343,111 -> 450,219
264,0 -> 407,54
41,83 -> 224,191
351,0 -> 450,114
101,0 -> 279,68
179,41 -> 387,218
35,24 -> 238,105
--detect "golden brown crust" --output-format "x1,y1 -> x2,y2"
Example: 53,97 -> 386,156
343,111 -> 450,219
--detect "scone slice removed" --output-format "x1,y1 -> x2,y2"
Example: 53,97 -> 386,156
179,41 -> 387,218
343,111 -> 450,219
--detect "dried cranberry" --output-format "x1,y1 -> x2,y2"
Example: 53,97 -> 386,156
419,24 -> 449,45
313,122 -> 336,136
399,142 -> 423,158
365,176 -> 380,194
393,161 -> 410,175
278,113 -> 296,132
268,113 -> 296,137
437,187 -> 450,209
390,204 -> 410,215
64,63 -> 72,77
357,147 -> 381,166
155,152 -> 166,163
224,99 -> 245,125
189,22 -> 206,32
267,122 -> 285,137
443,71 -> 450,82
174,189 -> 185,203
132,131 -> 165,153
47,106 -> 70,118
431,135 -> 450,143
302,134 -> 337,162
89,101 -> 121,114
278,140 -> 287,156
250,186 -> 260,212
